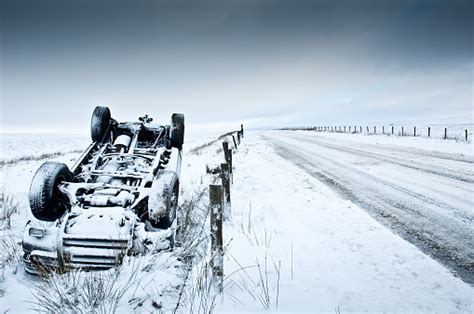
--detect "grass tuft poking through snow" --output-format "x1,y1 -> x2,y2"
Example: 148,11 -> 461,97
0,191 -> 23,299
0,150 -> 84,167
174,185 -> 222,313
0,191 -> 20,229
30,262 -> 140,313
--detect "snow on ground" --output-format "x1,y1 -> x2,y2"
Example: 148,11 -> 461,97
289,128 -> 473,155
0,129 -> 232,313
302,122 -> 473,142
216,131 -> 473,312
1,129 -> 473,312
0,133 -> 90,163
263,130 -> 474,281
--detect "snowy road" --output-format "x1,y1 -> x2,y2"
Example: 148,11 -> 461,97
263,131 -> 474,284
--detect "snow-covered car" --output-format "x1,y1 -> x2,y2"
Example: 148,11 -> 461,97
22,106 -> 184,274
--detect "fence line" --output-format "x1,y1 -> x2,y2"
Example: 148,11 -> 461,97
279,125 -> 470,142
207,125 -> 245,293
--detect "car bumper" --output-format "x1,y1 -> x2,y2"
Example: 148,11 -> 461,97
22,208 -> 136,275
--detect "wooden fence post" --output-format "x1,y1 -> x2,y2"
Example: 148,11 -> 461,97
237,131 -> 241,144
232,135 -> 238,149
360,126 -> 362,133
228,151 -> 233,184
354,126 -> 357,133
444,128 -> 447,139
222,142 -> 230,163
465,130 -> 468,142
402,126 -> 404,136
220,163 -> 231,206
428,127 -> 431,137
382,126 -> 385,134
374,126 -> 376,133
414,126 -> 416,137
366,126 -> 369,133
209,184 -> 224,290
349,126 -> 351,132
222,141 -> 233,176
392,126 -> 394,135
241,124 -> 244,138
344,126 -> 346,133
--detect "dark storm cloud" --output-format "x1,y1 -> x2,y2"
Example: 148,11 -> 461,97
1,0 -> 472,132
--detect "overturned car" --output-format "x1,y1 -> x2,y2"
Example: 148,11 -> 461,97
22,106 -> 184,274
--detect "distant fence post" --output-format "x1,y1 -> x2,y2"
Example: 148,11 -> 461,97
344,126 -> 346,133
402,126 -> 404,136
444,128 -> 447,139
209,184 -> 224,291
374,126 -> 376,134
360,126 -> 362,133
382,126 -> 385,134
241,124 -> 244,138
428,127 -> 431,137
366,126 -> 369,133
392,126 -> 394,135
349,126 -> 351,132
354,126 -> 357,133
414,126 -> 416,137
466,130 -> 468,142
237,131 -> 241,144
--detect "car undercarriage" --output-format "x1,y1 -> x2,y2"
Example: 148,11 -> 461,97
22,106 -> 184,274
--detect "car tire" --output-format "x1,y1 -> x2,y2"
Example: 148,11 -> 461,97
148,171 -> 179,229
91,106 -> 111,142
170,113 -> 185,150
29,162 -> 72,221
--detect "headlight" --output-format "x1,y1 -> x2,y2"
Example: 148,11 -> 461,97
28,227 -> 44,238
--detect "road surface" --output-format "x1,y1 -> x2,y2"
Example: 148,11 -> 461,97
263,131 -> 474,284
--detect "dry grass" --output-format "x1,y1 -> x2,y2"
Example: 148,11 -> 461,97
30,262 -> 141,313
0,234 -> 22,268
0,191 -> 20,229
0,149 -> 83,167
189,131 -> 237,155
173,186 -> 214,312
0,192 -> 22,270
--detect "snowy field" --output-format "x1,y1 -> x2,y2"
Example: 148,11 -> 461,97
1,129 -> 473,312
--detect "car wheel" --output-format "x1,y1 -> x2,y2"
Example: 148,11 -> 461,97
148,171 -> 179,229
91,106 -> 111,142
170,113 -> 185,150
29,162 -> 72,221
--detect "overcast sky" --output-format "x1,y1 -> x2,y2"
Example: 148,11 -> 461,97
1,0 -> 472,133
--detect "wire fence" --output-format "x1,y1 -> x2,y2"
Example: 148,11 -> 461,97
279,124 -> 472,142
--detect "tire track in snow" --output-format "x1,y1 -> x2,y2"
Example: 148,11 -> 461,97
263,134 -> 474,284
282,134 -> 474,184
287,132 -> 474,164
